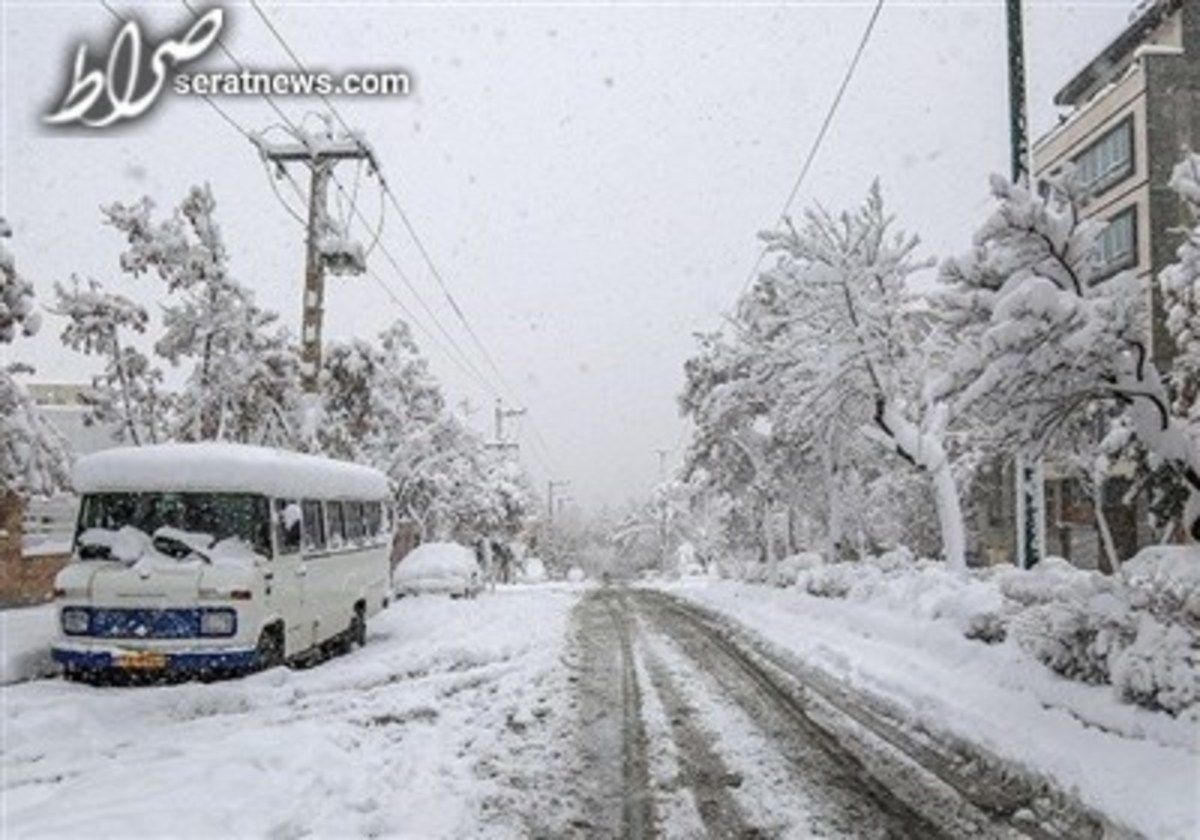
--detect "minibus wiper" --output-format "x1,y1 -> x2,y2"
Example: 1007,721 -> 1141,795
152,533 -> 213,564
77,541 -> 114,560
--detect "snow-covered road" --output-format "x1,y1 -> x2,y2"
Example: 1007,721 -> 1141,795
2,588 -> 583,838
3,584 -> 1185,838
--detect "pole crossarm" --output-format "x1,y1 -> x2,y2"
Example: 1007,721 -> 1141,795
262,137 -> 374,393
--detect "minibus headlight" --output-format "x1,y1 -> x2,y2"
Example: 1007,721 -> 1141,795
61,607 -> 90,635
198,608 -> 237,637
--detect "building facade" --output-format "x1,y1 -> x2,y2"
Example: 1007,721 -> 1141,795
1028,0 -> 1199,566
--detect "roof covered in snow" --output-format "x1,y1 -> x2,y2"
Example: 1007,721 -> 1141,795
73,443 -> 390,500
1054,0 -> 1185,107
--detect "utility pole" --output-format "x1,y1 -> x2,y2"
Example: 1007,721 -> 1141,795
654,448 -> 670,483
494,399 -> 527,445
1006,0 -> 1030,185
546,479 -> 570,568
1006,0 -> 1046,570
485,399 -> 525,453
547,479 -> 570,525
261,131 -> 374,393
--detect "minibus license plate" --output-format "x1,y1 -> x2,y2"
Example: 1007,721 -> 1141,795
118,651 -> 167,670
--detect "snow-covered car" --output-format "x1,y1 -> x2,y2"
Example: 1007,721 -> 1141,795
393,542 -> 483,599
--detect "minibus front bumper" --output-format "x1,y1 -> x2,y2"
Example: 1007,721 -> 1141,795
52,645 -> 260,675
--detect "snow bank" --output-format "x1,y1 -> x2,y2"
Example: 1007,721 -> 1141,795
722,549 -> 1200,717
1,604 -> 57,684
520,556 -> 547,583
662,570 -> 1200,838
74,442 -> 389,500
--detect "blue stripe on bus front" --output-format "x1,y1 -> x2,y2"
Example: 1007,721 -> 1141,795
52,647 -> 259,672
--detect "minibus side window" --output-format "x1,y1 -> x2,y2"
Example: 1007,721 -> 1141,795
345,501 -> 365,544
327,501 -> 346,550
274,499 -> 302,556
365,502 -> 382,543
301,500 -> 326,553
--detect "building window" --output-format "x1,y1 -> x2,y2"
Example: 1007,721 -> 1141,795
1093,206 -> 1138,280
1073,116 -> 1134,198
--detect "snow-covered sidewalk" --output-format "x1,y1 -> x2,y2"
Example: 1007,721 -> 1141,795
658,575 -> 1199,839
2,589 -> 581,838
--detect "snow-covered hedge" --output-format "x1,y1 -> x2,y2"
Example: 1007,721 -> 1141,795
731,547 -> 1200,716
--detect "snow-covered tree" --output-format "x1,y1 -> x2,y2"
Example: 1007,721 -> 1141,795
53,277 -> 168,445
104,185 -> 301,443
752,185 -> 965,569
321,320 -> 535,544
939,173 -> 1200,541
1160,152 -> 1200,432
681,187 -> 969,572
1,219 -> 70,497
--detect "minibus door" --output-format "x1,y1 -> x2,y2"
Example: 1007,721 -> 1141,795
271,499 -> 310,655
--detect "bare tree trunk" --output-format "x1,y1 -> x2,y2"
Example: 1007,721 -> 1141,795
1090,461 -> 1120,575
825,429 -> 842,565
764,499 -> 778,586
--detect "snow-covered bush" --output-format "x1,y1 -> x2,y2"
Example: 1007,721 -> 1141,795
740,562 -> 769,584
1110,614 -> 1198,715
999,552 -> 1199,714
1010,587 -> 1136,684
1122,546 -> 1200,624
796,561 -> 873,599
776,551 -> 823,587
866,545 -> 915,572
995,557 -> 1094,608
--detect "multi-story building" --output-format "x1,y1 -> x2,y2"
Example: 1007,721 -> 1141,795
1027,0 -> 1199,566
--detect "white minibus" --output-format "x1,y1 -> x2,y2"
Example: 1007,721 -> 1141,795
51,442 -> 392,680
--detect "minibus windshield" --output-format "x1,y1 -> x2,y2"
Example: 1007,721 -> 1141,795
76,492 -> 272,559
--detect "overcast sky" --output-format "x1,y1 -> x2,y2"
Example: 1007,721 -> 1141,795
1,0 -> 1138,509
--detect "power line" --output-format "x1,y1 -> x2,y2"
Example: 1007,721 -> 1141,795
101,0 -> 515,420
247,0 -> 560,472
737,0 -> 886,296
169,0 -> 516,410
249,0 -> 510,393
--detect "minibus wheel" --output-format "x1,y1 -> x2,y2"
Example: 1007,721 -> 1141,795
351,603 -> 367,648
257,624 -> 285,670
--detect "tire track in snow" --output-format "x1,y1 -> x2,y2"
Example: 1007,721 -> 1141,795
634,589 -> 951,839
631,614 -> 757,837
572,587 -> 654,838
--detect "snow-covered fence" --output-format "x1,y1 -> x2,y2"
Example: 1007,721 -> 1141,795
22,493 -> 77,557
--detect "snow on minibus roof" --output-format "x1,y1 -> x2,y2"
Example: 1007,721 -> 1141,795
73,443 -> 390,500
